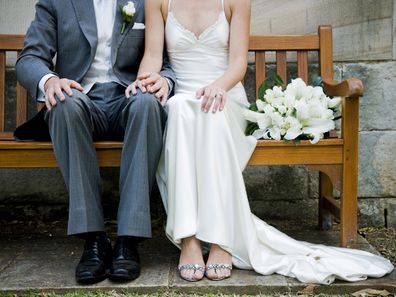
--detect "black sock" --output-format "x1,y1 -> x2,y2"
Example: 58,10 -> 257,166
77,231 -> 107,241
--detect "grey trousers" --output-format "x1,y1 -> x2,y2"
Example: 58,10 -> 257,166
44,82 -> 167,237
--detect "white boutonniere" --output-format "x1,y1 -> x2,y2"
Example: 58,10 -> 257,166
121,1 -> 136,34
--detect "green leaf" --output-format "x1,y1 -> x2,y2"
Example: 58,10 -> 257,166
249,102 -> 258,111
274,74 -> 284,86
245,122 -> 259,136
258,80 -> 268,101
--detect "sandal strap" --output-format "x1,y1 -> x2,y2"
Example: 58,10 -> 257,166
178,264 -> 205,274
206,263 -> 233,272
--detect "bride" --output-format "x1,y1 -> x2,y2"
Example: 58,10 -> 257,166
126,0 -> 394,284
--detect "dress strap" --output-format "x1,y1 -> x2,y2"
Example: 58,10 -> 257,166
168,0 -> 172,12
221,0 -> 224,11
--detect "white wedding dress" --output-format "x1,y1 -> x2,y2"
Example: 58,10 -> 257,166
156,0 -> 394,285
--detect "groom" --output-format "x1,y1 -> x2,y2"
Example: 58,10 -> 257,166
15,0 -> 175,284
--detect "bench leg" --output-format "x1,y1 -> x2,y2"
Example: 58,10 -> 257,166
319,172 -> 333,231
340,160 -> 358,248
340,98 -> 359,248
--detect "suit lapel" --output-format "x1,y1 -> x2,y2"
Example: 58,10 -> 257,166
70,0 -> 98,58
112,0 -> 141,61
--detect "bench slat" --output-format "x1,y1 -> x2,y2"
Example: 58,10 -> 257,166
297,51 -> 309,83
276,51 -> 287,84
255,51 -> 266,95
319,26 -> 333,81
0,34 -> 24,51
250,145 -> 343,165
249,35 -> 319,51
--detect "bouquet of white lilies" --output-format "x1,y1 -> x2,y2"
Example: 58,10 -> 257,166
244,76 -> 341,144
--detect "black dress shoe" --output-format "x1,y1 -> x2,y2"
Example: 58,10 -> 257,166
75,234 -> 112,284
109,236 -> 140,281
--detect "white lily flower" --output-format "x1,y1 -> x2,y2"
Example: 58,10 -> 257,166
328,96 -> 342,109
273,86 -> 284,97
302,118 -> 335,135
252,129 -> 266,140
256,100 -> 266,112
283,93 -> 296,108
268,127 -> 281,140
263,104 -> 275,114
277,105 -> 287,115
243,109 -> 261,123
282,116 -> 303,140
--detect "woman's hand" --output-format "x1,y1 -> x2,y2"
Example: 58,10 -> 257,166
125,72 -> 169,106
196,85 -> 227,113
125,79 -> 146,98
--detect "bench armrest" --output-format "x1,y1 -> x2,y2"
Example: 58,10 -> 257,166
323,78 -> 364,98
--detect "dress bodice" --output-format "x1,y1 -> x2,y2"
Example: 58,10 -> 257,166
165,7 -> 230,94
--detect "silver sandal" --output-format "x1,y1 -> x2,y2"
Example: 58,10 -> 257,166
205,263 -> 233,281
178,264 -> 205,282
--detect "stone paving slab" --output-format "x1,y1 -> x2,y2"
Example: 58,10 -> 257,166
0,231 -> 395,295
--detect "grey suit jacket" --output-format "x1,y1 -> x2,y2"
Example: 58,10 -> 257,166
16,0 -> 175,100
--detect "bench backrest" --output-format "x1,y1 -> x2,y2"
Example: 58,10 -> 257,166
0,34 -> 26,139
0,26 -> 333,139
249,25 -> 333,94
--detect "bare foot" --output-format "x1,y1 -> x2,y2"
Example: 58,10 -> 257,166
205,244 -> 232,280
178,236 -> 205,281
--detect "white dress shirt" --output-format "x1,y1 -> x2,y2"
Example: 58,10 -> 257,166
38,0 -> 120,101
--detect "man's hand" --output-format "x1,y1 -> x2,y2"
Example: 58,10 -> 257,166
196,85 -> 227,113
125,72 -> 170,106
44,77 -> 83,110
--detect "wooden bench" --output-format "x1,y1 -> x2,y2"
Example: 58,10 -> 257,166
0,25 -> 363,247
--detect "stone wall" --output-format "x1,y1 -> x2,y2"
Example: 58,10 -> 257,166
0,0 -> 395,227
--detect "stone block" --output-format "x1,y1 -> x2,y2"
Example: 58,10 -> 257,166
244,165 -> 309,203
359,131 -> 396,198
248,196 -> 318,222
342,62 -> 396,131
251,0 -> 393,61
359,197 -> 396,227
393,0 -> 396,60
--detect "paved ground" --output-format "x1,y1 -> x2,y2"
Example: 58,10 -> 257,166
0,227 -> 395,295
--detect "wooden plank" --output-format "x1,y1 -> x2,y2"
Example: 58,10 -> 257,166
0,35 -> 24,51
249,145 -> 343,165
0,150 -> 121,168
319,26 -> 334,80
16,83 -> 28,126
249,35 -> 319,51
0,51 -> 5,132
322,194 -> 341,220
255,139 -> 343,147
255,51 -> 266,95
16,51 -> 28,126
0,140 -> 123,149
340,97 -> 360,247
0,141 -> 123,168
0,132 -> 13,140
297,51 -> 309,83
276,51 -> 287,84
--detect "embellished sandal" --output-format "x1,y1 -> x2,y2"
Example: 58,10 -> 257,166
178,263 -> 205,282
205,263 -> 233,281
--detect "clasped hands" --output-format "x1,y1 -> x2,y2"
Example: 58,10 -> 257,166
127,74 -> 226,113
125,72 -> 170,105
